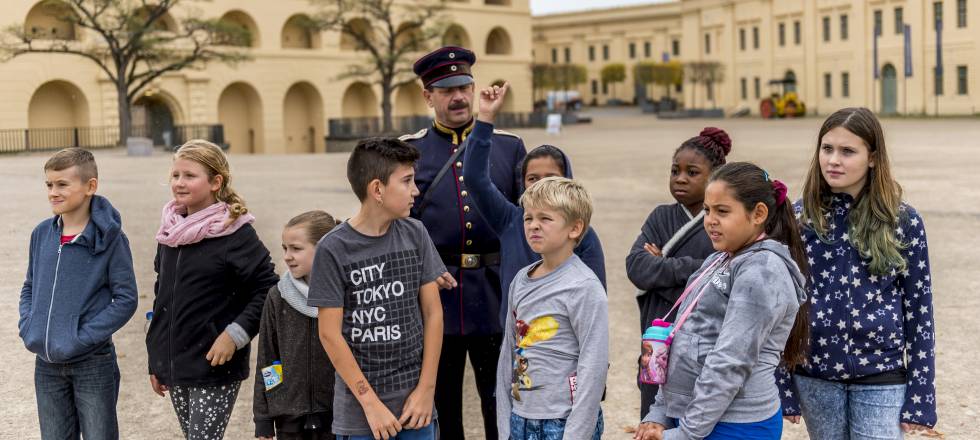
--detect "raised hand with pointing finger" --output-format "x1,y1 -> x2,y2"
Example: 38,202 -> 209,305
477,81 -> 510,124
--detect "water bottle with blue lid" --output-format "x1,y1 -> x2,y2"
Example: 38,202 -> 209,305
639,319 -> 673,385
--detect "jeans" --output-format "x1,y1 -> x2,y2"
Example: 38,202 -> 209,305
509,408 -> 604,440
34,343 -> 120,440
336,422 -> 436,440
795,374 -> 906,440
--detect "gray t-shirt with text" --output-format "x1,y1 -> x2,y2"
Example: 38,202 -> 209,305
308,218 -> 445,436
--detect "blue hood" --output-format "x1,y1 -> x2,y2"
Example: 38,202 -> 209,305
19,195 -> 138,363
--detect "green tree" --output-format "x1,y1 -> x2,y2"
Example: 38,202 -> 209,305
651,61 -> 683,100
1,0 -> 250,144
633,62 -> 656,100
311,0 -> 447,133
684,61 -> 724,108
601,63 -> 626,100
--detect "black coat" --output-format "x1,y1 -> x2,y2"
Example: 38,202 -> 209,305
146,224 -> 278,387
626,204 -> 715,332
253,285 -> 335,437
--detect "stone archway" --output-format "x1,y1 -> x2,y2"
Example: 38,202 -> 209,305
282,14 -> 320,49
394,83 -> 428,116
442,24 -> 470,48
219,10 -> 260,48
283,82 -> 324,153
133,91 -> 181,147
341,82 -> 379,118
218,82 -> 264,154
24,1 -> 77,40
28,80 -> 89,149
485,27 -> 512,55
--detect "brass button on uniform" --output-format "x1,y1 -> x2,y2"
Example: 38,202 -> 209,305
466,240 -> 473,246
465,222 -> 473,230
461,190 -> 468,197
452,148 -> 459,154
455,161 -> 463,168
458,175 -> 464,182
463,205 -> 471,212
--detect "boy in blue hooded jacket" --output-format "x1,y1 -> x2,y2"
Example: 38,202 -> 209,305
19,148 -> 138,440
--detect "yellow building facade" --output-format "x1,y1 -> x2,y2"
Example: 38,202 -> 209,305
533,0 -> 979,116
1,0 -> 532,154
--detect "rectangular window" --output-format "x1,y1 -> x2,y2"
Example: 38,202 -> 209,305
935,67 -> 944,95
603,44 -> 609,60
958,0 -> 967,28
823,16 -> 831,41
841,14 -> 849,40
778,22 -> 786,46
824,73 -> 832,98
739,28 -> 746,51
629,42 -> 636,59
794,20 -> 801,45
675,82 -> 682,93
874,9 -> 883,34
934,2 -> 943,30
895,7 -> 904,34
707,83 -> 714,101
644,41 -> 651,58
753,26 -> 760,49
589,45 -> 595,62
741,78 -> 747,100
672,39 -> 680,56
957,65 -> 968,95
754,77 -> 761,99
705,33 -> 711,54
551,48 -> 557,64
591,79 -> 598,95
564,47 -> 571,63
842,72 -> 850,97
602,81 -> 608,94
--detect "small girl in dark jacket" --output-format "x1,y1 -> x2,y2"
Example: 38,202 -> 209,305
626,127 -> 732,418
254,211 -> 340,440
146,140 -> 278,439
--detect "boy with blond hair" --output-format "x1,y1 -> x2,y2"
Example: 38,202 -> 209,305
495,176 -> 608,440
20,148 -> 138,439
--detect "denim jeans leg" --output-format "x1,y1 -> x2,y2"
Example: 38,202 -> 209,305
35,357 -> 79,440
72,346 -> 121,440
795,374 -> 849,439
848,384 -> 905,440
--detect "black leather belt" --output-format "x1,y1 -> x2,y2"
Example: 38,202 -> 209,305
440,251 -> 501,269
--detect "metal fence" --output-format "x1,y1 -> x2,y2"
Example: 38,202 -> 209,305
326,112 -> 552,140
0,124 -> 224,154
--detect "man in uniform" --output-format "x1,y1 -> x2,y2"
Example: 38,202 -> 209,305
401,46 -> 526,440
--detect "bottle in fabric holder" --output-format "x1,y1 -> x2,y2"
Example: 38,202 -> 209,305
262,361 -> 283,391
639,319 -> 673,385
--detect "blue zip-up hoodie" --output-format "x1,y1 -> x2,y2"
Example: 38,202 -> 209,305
778,195 -> 937,428
463,121 -> 606,326
18,195 -> 138,364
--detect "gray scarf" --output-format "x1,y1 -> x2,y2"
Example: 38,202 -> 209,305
278,272 -> 318,318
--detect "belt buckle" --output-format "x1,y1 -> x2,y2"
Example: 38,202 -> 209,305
461,253 -> 480,269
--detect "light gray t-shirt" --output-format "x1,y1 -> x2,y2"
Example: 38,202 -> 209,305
308,218 -> 445,436
495,254 -> 609,439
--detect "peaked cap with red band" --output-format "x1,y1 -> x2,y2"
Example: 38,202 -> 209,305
413,46 -> 476,88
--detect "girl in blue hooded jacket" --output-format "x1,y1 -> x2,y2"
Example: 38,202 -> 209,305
462,82 -> 606,328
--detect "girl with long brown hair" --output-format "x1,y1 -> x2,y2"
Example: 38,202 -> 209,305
779,107 -> 938,437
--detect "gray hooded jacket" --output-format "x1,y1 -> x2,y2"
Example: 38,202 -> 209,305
643,239 -> 807,440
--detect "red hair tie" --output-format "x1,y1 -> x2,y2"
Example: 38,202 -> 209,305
771,179 -> 788,207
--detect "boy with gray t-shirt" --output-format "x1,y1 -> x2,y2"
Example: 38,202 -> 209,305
309,137 -> 448,439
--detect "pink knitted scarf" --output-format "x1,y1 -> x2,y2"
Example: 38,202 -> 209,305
155,200 -> 255,247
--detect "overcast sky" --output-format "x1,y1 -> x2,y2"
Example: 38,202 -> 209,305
530,0 -> 670,16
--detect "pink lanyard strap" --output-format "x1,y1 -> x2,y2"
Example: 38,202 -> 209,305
665,234 -> 766,342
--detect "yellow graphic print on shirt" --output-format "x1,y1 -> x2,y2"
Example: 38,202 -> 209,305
512,316 -> 559,401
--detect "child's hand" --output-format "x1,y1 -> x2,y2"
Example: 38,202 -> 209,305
149,374 -> 168,397
206,330 -> 237,367
644,243 -> 663,257
784,415 -> 801,424
364,399 -> 401,440
399,385 -> 435,429
477,81 -> 510,123
633,422 -> 665,440
434,272 -> 457,290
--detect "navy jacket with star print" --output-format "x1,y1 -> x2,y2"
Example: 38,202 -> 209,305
778,194 -> 937,428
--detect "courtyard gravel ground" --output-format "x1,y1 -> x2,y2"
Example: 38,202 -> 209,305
1,108 -> 976,438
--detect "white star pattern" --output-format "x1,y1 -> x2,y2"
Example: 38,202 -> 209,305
777,197 -> 936,427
